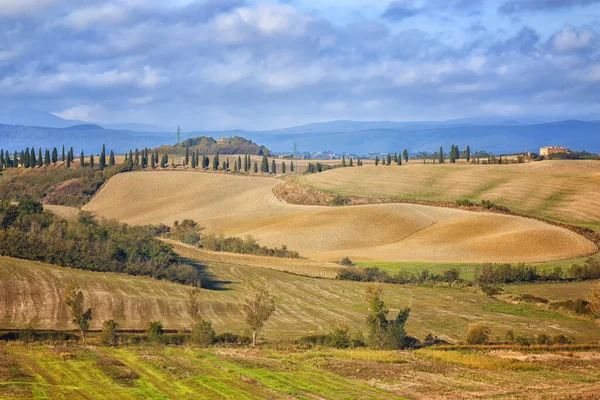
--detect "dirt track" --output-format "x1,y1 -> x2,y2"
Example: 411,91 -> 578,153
83,171 -> 596,263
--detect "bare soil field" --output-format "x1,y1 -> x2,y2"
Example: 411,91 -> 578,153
84,171 -> 595,263
2,256 -> 600,342
298,160 -> 600,230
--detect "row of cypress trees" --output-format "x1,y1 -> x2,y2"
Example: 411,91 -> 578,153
0,144 -> 116,171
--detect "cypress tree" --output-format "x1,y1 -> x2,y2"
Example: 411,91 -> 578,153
213,153 -> 219,170
185,146 -> 189,166
387,153 -> 392,165
23,148 -> 29,168
439,146 -> 444,164
221,160 -> 226,170
226,158 -> 230,170
5,150 -> 10,168
134,149 -> 139,166
69,147 -> 74,164
80,151 -> 85,167
342,155 -> 346,167
260,155 -> 269,173
233,159 -> 238,172
455,146 -> 460,161
46,149 -> 51,166
99,144 -> 106,170
466,145 -> 471,162
30,148 -> 36,167
449,145 -> 455,164
128,151 -> 134,170
349,158 -> 353,167
403,149 -> 409,163
62,145 -> 65,162
394,153 -> 398,163
253,161 -> 258,173
290,161 -> 294,172
37,148 -> 42,167
66,153 -> 71,168
238,155 -> 242,171
151,153 -> 156,169
282,162 -> 286,173
13,152 -> 18,167
375,156 -> 379,166
90,154 -> 95,169
109,151 -> 115,166
52,147 -> 58,164
271,159 -> 276,174
397,153 -> 402,165
0,154 -> 3,172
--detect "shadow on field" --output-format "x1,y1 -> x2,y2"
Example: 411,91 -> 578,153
181,258 -> 233,291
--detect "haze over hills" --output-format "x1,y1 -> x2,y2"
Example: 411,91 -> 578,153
1,109 -> 599,154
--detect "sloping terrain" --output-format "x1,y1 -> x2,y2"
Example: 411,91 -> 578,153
299,160 -> 600,230
2,256 -> 600,342
83,171 -> 595,263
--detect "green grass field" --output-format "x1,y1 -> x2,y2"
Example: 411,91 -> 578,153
2,344 -> 599,399
356,252 -> 600,282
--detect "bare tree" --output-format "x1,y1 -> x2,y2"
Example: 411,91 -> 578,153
64,284 -> 92,342
239,281 -> 276,346
188,287 -> 202,323
589,284 -> 600,319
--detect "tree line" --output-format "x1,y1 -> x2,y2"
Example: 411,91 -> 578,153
0,200 -> 199,285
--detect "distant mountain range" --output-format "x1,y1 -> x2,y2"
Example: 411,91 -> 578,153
0,109 -> 599,155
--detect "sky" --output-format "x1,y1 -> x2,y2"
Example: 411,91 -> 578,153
0,0 -> 599,130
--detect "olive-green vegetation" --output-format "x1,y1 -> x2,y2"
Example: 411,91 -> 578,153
0,200 -> 200,285
2,344 -> 600,399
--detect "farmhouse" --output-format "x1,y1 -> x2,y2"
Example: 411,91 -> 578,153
540,146 -> 569,156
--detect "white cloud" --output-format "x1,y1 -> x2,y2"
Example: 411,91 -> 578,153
550,26 -> 596,53
129,96 -> 154,105
53,104 -> 100,121
0,0 -> 57,16
58,4 -> 128,30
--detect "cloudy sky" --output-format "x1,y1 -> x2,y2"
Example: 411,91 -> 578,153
0,0 -> 599,130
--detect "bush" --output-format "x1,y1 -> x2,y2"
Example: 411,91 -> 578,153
215,333 -> 252,345
325,327 -> 351,349
456,199 -> 474,207
191,320 -> 216,347
100,320 -> 119,347
479,284 -> 503,297
331,196 -> 350,206
339,257 -> 354,266
466,324 -> 490,344
146,321 -> 164,343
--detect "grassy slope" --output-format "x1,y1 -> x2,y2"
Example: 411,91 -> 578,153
2,345 -> 600,400
298,161 -> 600,231
2,256 -> 600,343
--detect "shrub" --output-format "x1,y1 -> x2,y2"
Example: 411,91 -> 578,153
331,196 -> 350,206
466,324 -> 490,344
456,199 -> 474,207
146,321 -> 164,343
215,333 -> 252,345
325,327 -> 351,349
100,320 -> 119,347
191,320 -> 216,347
479,284 -> 503,297
339,257 -> 354,266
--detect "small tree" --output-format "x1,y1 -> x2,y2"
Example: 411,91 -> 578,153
146,321 -> 164,343
466,323 -> 490,344
99,144 -> 106,170
341,155 -> 346,167
466,145 -> 471,162
326,326 -> 351,348
588,283 -> 600,318
191,320 -> 216,346
253,161 -> 258,173
271,159 -> 276,174
282,162 -> 286,173
109,150 -> 115,166
64,284 -> 92,342
188,287 -> 202,323
239,281 -> 276,346
439,146 -> 444,164
403,149 -> 409,163
100,320 -> 119,346
365,286 -> 388,349
375,156 -> 379,166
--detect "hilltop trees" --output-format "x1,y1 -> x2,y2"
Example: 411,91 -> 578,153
240,281 -> 276,347
64,284 -> 92,342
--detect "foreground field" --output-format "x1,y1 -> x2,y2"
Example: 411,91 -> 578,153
2,256 -> 600,342
83,171 -> 595,263
299,160 -> 600,231
2,345 -> 599,400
